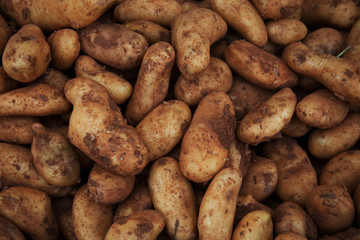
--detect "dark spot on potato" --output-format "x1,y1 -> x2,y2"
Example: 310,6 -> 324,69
157,157 -> 168,166
94,34 -> 118,49
22,8 -> 31,20
21,36 -> 32,42
280,5 -> 299,16
226,190 -> 234,201
330,0 -> 342,7
344,69 -> 353,78
295,52 -> 306,64
13,164 -> 20,170
135,222 -> 153,237
116,218 -> 128,225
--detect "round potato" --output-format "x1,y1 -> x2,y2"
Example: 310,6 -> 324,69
266,18 -> 307,46
303,28 -> 344,56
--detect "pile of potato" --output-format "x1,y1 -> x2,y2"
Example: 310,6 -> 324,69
0,0 -> 360,239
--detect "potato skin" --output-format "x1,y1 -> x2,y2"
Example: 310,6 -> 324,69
179,91 -> 236,183
224,40 -> 298,90
303,28 -> 344,56
52,196 -> 77,240
267,18 -> 307,46
354,184 -> 360,227
124,20 -> 171,45
281,114 -> 312,138
0,14 -> 11,54
251,0 -> 302,19
0,116 -> 39,144
0,66 -> 19,94
0,215 -> 26,240
275,232 -> 308,240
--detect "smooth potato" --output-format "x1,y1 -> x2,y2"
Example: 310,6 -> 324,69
266,18 -> 307,46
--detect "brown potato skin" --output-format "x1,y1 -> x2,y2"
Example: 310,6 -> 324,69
225,139 -> 251,178
318,228 -> 360,240
0,116 -> 39,144
267,18 -> 307,46
0,66 -> 19,94
251,0 -> 303,19
281,114 -> 312,138
0,215 -> 26,240
0,14 -> 11,54
124,20 -> 171,45
224,40 -> 298,90
78,23 -> 148,70
303,28 -> 344,56
354,184 -> 360,227
235,195 -> 275,224
52,196 -> 77,240
275,232 -> 308,240
36,67 -> 70,91
179,91 -> 236,183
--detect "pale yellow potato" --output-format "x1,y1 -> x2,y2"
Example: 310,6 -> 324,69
149,157 -> 198,239
251,0 -> 302,19
2,24 -> 50,83
236,88 -> 297,145
0,116 -> 39,144
303,28 -> 344,56
275,232 -> 308,240
267,18 -> 307,45
232,210 -> 273,240
0,215 -> 26,240
135,100 -> 191,161
172,8 -> 227,80
210,0 -> 268,47
281,114 -> 312,138
179,91 -> 236,183
224,138 -> 251,178
198,167 -> 242,240
52,196 -> 77,240
0,186 -> 59,240
0,66 -> 19,94
73,184 -> 113,240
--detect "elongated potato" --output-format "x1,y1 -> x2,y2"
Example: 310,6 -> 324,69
224,40 -> 298,90
210,0 -> 267,47
236,88 -> 297,145
179,91 -> 236,183
251,0 -> 302,19
52,196 -> 77,240
149,157 -> 198,239
0,186 -> 59,240
0,215 -> 26,240
125,41 -> 175,125
0,116 -> 39,144
267,18 -> 307,46
135,100 -> 191,161
172,8 -> 227,80
198,167 -> 242,239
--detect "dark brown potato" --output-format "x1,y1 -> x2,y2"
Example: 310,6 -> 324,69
52,196 -> 77,240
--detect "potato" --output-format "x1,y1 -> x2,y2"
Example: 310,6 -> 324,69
232,210 -> 273,240
198,167 -> 242,240
0,116 -> 39,144
282,42 -> 360,106
171,8 -> 227,80
308,113 -> 360,159
135,100 -> 191,161
318,228 -> 360,240
179,91 -> 236,183
47,28 -> 81,70
0,0 -> 117,31
114,0 -> 183,28
123,20 -> 171,45
64,77 -> 149,176
52,196 -> 77,240
36,67 -> 70,91
224,40 -> 298,90
0,142 -> 74,197
174,57 -> 232,107
281,114 -> 312,138
251,0 -> 302,19
295,88 -> 349,129
0,66 -> 19,94
0,14 -> 11,54
78,23 -> 148,70
236,88 -> 297,145
73,184 -> 113,240
224,139 -> 251,178
301,0 -> 359,28
306,184 -> 355,234
105,210 -> 165,240
210,0 -> 267,47
125,41 -> 175,125
88,163 -> 135,205
0,186 -> 59,240
148,157 -> 198,239
274,201 -> 318,240
266,18 -> 307,46
275,232 -> 308,240
263,137 -> 318,207
344,19 -> 360,67
303,28 -> 344,56
0,215 -> 26,240
75,55 -> 133,105
2,24 -> 50,83
239,154 -> 278,202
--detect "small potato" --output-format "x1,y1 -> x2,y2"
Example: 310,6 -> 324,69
73,184 -> 114,240
124,20 -> 171,45
149,157 -> 198,240
319,150 -> 360,194
266,18 -> 307,46
306,184 -> 355,235
224,138 -> 252,178
232,210 -> 273,240
274,201 -> 318,240
174,57 -> 233,106
75,55 -> 133,105
135,100 -> 191,161
125,41 -> 175,125
210,0 -> 268,47
303,28 -> 344,56
52,196 -> 77,240
114,0 -> 183,28
0,116 -> 39,144
78,23 -> 148,70
198,167 -> 242,240
296,88 -> 349,129
0,14 -> 11,54
236,88 -> 297,145
0,186 -> 59,240
308,113 -> 360,159
275,232 -> 308,240
281,114 -> 312,138
2,24 -> 51,83
179,91 -> 236,183
263,137 -> 318,207
239,154 -> 278,202
251,0 -> 302,19
36,67 -> 70,91
224,40 -> 298,90
88,163 -> 135,205
0,66 -> 19,94
105,210 -> 165,240
0,215 -> 26,240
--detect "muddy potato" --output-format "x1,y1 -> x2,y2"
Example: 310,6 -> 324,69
0,186 -> 59,240
36,67 -> 70,91
308,113 -> 360,159
73,184 -> 114,240
306,184 -> 355,235
266,18 -> 307,46
224,139 -> 251,177
88,163 -> 135,205
0,66 -> 19,94
303,28 -> 344,56
52,196 -> 77,240
0,116 -> 39,144
224,40 -> 298,90
251,0 -> 302,19
179,91 -> 236,183
135,100 -> 191,161
78,23 -> 148,70
2,24 -> 51,83
232,210 -> 273,240
0,215 -> 26,240
281,114 -> 312,138
0,14 -> 11,54
149,157 -> 198,239
275,232 -> 308,240
236,88 -> 297,145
